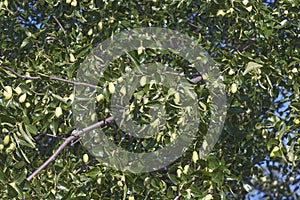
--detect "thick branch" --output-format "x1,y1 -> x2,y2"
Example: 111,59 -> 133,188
1,65 -> 202,181
26,116 -> 114,181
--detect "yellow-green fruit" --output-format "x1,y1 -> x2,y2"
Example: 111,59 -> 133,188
108,82 -> 116,94
117,77 -> 123,83
0,144 -> 4,151
55,107 -> 63,118
203,194 -> 213,200
177,168 -> 182,178
292,67 -> 298,73
192,151 -> 199,163
18,93 -> 27,103
87,28 -> 93,36
2,128 -> 8,133
117,181 -> 123,187
293,118 -> 300,125
128,197 -> 135,200
120,85 -> 126,95
121,175 -> 125,182
5,142 -> 16,154
83,154 -> 89,163
3,135 -> 10,146
228,68 -> 235,75
227,7 -> 234,14
96,94 -> 104,102
69,53 -> 76,62
71,0 -> 77,6
137,46 -> 144,55
91,113 -> 97,121
69,93 -> 75,102
174,92 -> 180,104
3,86 -> 13,100
183,164 -> 189,174
177,117 -> 184,125
66,0 -> 72,4
245,5 -> 252,12
217,10 -> 225,16
230,83 -> 238,93
140,76 -> 147,87
14,86 -> 22,95
150,80 -> 156,88
109,16 -> 114,24
16,131 -> 21,137
98,21 -> 103,30
5,148 -> 12,154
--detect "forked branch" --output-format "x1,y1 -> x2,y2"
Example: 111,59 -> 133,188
26,116 -> 114,181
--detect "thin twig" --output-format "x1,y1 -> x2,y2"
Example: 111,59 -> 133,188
45,134 -> 66,140
174,194 -> 182,200
164,71 -> 202,77
1,65 -> 203,87
71,137 -> 82,146
189,22 -> 199,29
50,76 -> 100,89
0,66 -> 100,89
190,76 -> 202,84
26,116 -> 114,181
164,71 -> 203,83
53,16 -> 66,35
33,132 -> 66,141
1,66 -> 40,80
74,159 -> 94,174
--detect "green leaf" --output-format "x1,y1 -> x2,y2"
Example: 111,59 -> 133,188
0,170 -> 6,184
243,61 -> 263,76
267,138 -> 279,151
7,184 -> 18,198
211,168 -> 224,185
25,123 -> 38,136
8,182 -> 23,198
18,123 -> 36,148
207,155 -> 219,170
270,146 -> 282,158
167,173 -> 180,184
20,37 -> 31,48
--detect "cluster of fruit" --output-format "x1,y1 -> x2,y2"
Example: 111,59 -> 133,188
0,134 -> 16,154
2,85 -> 30,108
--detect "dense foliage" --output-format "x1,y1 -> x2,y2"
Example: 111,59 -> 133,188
0,0 -> 299,199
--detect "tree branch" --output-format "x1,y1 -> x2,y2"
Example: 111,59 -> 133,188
1,65 -> 202,181
174,194 -> 182,200
1,66 -> 40,80
53,16 -> 66,35
26,116 -> 114,181
0,65 -> 100,89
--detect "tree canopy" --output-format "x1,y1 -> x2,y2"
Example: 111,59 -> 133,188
0,0 -> 299,199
